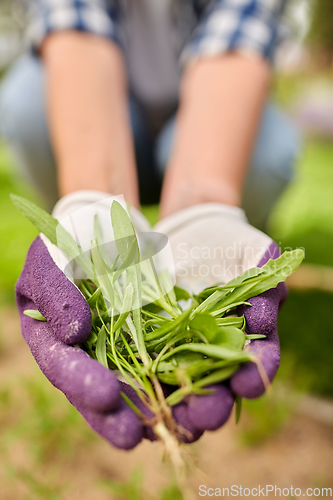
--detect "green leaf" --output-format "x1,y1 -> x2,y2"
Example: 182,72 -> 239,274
152,329 -> 209,372
140,259 -> 159,292
197,268 -> 264,299
143,318 -> 169,328
121,392 -> 145,418
91,240 -> 114,309
158,269 -> 178,309
111,202 -> 140,265
23,309 -> 46,321
113,283 -> 133,333
158,352 -> 204,371
193,365 -> 239,388
194,250 -> 304,321
210,301 -> 252,317
189,314 -> 219,342
214,249 -> 304,311
86,286 -> 103,307
165,363 -> 240,405
160,342 -> 253,363
216,316 -> 245,330
156,371 -> 179,386
84,330 -> 98,351
11,194 -> 93,277
188,358 -> 241,379
192,290 -> 227,317
197,283 -> 225,300
174,285 -> 191,302
94,213 -> 104,244
142,310 -> 172,322
157,355 -> 240,388
218,267 -> 264,289
235,396 -> 242,424
111,201 -> 149,366
140,261 -> 179,318
247,249 -> 304,295
213,326 -> 245,351
245,334 -> 266,340
93,214 -> 114,271
112,238 -> 138,283
96,325 -> 108,368
144,305 -> 193,341
80,280 -> 94,299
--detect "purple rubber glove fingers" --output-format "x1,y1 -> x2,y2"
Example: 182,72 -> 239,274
16,236 -> 143,449
16,236 -> 120,411
115,383 -> 203,444
119,382 -> 158,442
172,402 -> 204,443
161,383 -> 234,438
27,320 -> 143,449
187,384 -> 234,432
16,237 -> 92,346
73,397 -> 144,450
231,242 -> 286,399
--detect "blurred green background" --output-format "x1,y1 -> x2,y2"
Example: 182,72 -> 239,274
1,0 -> 333,499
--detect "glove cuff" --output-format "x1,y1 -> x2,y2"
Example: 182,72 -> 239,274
155,202 -> 247,234
52,190 -> 151,233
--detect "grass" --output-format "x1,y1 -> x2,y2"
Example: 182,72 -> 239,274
267,124 -> 333,398
0,144 -> 39,305
100,468 -> 183,500
278,289 -> 333,397
238,380 -> 296,447
269,140 -> 333,266
0,369 -> 97,499
0,365 -> 182,499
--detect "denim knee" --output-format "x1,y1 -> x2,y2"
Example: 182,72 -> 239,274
0,55 -> 45,140
243,104 -> 301,230
0,54 -> 58,207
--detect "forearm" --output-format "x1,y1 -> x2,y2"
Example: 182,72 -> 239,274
160,54 -> 271,217
42,32 -> 139,206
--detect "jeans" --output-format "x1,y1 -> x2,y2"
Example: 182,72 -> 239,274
0,54 -> 300,229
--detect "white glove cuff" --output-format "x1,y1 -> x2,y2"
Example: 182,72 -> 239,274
52,190 -> 151,233
42,190 -> 151,280
155,202 -> 247,235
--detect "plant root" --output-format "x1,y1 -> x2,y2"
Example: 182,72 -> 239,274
154,422 -> 195,500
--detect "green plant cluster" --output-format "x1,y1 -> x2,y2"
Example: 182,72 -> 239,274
12,194 -> 303,429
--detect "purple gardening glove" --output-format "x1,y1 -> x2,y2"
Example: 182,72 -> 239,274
155,203 -> 287,437
16,191 -> 152,450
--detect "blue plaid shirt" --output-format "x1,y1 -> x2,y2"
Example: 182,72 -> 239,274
29,0 -> 287,64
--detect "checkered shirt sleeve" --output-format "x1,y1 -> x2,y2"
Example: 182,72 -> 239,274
28,0 -> 120,49
182,0 -> 287,64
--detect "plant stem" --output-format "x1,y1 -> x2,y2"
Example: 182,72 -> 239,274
153,422 -> 194,500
